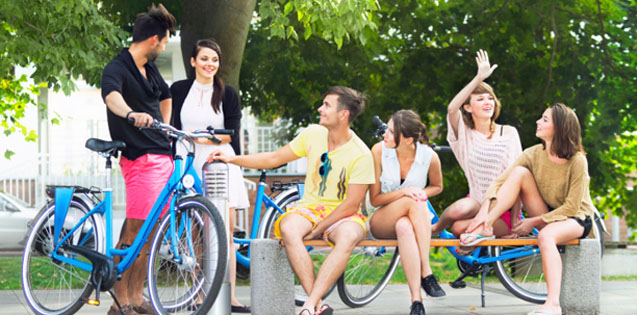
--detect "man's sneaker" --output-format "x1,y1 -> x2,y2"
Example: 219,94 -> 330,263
409,300 -> 426,315
421,274 -> 446,298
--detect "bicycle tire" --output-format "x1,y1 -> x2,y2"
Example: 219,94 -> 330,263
147,195 -> 228,315
336,245 -> 400,307
593,213 -> 604,257
257,188 -> 336,306
494,212 -> 606,304
492,243 -> 546,304
22,199 -> 103,315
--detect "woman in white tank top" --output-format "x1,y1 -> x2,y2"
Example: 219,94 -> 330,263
431,50 -> 523,241
368,110 -> 444,315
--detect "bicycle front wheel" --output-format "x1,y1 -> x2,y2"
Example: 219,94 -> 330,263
22,200 -> 103,315
337,245 -> 400,307
147,195 -> 228,315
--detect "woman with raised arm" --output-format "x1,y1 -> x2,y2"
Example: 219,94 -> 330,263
431,50 -> 523,242
368,110 -> 444,315
460,103 -> 595,315
170,39 -> 251,313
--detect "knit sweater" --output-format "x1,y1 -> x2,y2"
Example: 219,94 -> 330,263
447,113 -> 522,203
484,144 -> 595,223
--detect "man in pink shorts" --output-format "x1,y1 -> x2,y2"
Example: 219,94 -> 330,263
101,4 -> 176,315
213,86 -> 375,315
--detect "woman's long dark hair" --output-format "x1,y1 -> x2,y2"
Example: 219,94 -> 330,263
390,109 -> 429,147
191,39 -> 225,113
542,103 -> 585,159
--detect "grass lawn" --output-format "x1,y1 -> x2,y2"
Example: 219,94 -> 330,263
6,252 -> 637,290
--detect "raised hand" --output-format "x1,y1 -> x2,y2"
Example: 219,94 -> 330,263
475,49 -> 498,81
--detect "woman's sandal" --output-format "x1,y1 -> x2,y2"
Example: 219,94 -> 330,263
459,233 -> 495,246
299,308 -> 313,315
316,304 -> 334,315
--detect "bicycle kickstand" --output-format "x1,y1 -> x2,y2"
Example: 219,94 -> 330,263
480,264 -> 492,308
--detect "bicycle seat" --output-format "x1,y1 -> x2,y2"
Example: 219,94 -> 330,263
85,138 -> 126,153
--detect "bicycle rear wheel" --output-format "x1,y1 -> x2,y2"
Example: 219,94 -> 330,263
492,243 -> 546,304
147,195 -> 228,314
258,188 -> 335,306
22,200 -> 103,315
494,213 -> 606,304
337,245 -> 400,307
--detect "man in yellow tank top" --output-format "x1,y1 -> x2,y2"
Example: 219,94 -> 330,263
212,86 -> 374,315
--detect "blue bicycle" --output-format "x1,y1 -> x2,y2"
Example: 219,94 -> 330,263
21,121 -> 230,315
226,167 -> 336,306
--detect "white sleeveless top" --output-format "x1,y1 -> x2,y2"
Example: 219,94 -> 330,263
380,142 -> 434,193
178,80 -> 250,208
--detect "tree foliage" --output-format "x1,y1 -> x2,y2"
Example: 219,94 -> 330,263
240,0 -> 637,234
99,0 -> 379,88
0,0 -> 126,157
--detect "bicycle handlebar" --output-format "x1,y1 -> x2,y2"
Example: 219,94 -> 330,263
371,116 -> 451,153
128,118 -> 234,140
431,144 -> 452,153
372,115 -> 387,138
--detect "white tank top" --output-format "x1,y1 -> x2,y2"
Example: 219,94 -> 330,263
379,142 -> 433,193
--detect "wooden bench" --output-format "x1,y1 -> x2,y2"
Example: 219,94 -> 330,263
298,238 -> 580,247
251,238 -> 598,315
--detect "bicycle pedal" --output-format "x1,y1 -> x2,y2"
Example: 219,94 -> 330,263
450,280 -> 466,289
87,299 -> 100,306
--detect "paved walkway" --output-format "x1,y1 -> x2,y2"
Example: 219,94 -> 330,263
4,281 -> 636,314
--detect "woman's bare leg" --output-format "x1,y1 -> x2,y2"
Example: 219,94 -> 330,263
370,197 -> 433,302
530,220 -> 584,315
432,198 -> 480,234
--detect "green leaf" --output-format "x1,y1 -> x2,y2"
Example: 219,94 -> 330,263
284,2 -> 294,16
4,150 -> 15,160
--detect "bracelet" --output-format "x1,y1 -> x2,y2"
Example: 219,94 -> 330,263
125,111 -> 134,120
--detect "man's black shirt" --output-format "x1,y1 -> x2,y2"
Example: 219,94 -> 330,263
101,48 -> 171,161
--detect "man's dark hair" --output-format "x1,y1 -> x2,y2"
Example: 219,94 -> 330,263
324,86 -> 366,123
132,4 -> 176,43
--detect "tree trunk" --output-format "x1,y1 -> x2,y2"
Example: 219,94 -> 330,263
180,0 -> 257,89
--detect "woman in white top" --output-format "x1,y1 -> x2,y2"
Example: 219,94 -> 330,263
170,39 -> 250,313
368,110 -> 444,315
431,50 -> 523,241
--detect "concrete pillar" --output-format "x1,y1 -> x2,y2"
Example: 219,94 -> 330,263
560,238 -> 601,314
251,239 -> 295,315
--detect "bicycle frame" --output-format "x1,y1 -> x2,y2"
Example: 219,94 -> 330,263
426,201 -> 540,266
50,147 -> 202,275
234,172 -> 304,268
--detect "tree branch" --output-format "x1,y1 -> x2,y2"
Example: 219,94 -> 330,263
594,0 -> 632,81
555,6 -> 595,23
539,3 -> 557,104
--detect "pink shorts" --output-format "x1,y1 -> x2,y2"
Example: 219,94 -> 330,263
120,154 -> 173,220
500,210 -> 522,231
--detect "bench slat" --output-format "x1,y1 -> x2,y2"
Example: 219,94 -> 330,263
295,238 -> 579,247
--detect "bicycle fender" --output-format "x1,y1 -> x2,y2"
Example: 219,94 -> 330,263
54,187 -> 75,245
297,183 -> 304,199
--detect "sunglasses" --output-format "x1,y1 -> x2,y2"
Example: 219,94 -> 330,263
319,152 -> 331,177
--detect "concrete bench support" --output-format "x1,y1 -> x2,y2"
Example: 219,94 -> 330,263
251,239 -> 295,315
560,238 -> 601,315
